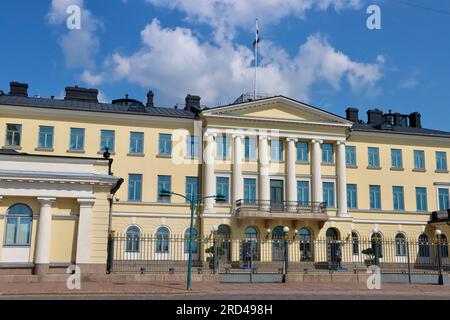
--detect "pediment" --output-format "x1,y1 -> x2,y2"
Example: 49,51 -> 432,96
202,96 -> 352,126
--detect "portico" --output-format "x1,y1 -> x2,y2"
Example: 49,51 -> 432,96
0,151 -> 121,275
200,96 -> 353,223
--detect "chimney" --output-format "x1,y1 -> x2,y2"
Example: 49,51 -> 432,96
64,86 -> 98,103
146,90 -> 154,107
367,109 -> 383,125
185,94 -> 201,113
9,82 -> 28,97
345,107 -> 359,123
409,112 -> 422,128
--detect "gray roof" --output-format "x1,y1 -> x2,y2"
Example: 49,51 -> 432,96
0,95 -> 197,119
352,122 -> 450,138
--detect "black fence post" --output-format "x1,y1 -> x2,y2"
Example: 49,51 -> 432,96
406,240 -> 412,284
106,231 -> 115,274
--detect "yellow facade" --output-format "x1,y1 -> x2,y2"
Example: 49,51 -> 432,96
1,93 -> 449,274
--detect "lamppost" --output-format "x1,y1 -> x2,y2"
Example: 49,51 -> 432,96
158,190 -> 226,291
435,229 -> 444,285
283,226 -> 290,277
372,227 -> 380,266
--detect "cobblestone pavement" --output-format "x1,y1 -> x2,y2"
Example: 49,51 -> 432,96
1,282 -> 450,299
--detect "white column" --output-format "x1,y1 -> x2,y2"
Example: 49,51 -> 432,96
35,197 -> 55,272
311,140 -> 323,205
204,133 -> 216,213
286,138 -> 298,211
259,136 -> 270,209
232,134 -> 243,206
76,198 -> 95,265
337,141 -> 349,217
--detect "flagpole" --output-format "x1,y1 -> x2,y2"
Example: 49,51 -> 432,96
253,19 -> 259,100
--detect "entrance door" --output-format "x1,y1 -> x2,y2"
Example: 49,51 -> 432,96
270,180 -> 284,211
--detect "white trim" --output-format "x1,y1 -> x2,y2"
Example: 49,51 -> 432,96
350,218 -> 427,226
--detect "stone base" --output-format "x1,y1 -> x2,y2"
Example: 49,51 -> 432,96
33,264 -> 50,275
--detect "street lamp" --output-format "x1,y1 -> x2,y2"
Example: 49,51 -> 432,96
435,229 -> 444,285
372,227 -> 380,266
158,189 -> 226,291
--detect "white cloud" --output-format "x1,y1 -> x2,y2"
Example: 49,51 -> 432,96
108,19 -> 382,105
80,70 -> 104,86
146,0 -> 363,41
47,0 -> 102,69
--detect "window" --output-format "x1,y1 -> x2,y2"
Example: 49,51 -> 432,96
270,139 -> 283,161
415,187 -> 427,212
438,188 -> 449,211
155,227 -> 170,253
216,177 -> 230,203
436,152 -> 448,171
159,134 -> 172,156
244,137 -> 257,161
186,136 -> 199,159
128,174 -> 142,202
347,184 -> 358,209
185,177 -> 199,203
130,132 -> 144,154
352,232 -> 360,255
297,142 -> 309,162
5,124 -> 21,147
395,233 -> 407,257
323,182 -> 335,208
322,143 -> 334,164
243,178 -> 257,204
125,226 -> 140,253
391,149 -> 403,169
418,234 -> 430,258
216,135 -> 230,160
299,228 -> 312,261
437,234 -> 448,258
69,128 -> 85,151
414,150 -> 425,170
368,147 -> 380,168
157,176 -> 171,203
346,146 -> 357,166
243,227 -> 259,261
297,181 -> 310,206
184,227 -> 198,254
100,130 -> 115,152
4,204 -> 33,246
370,185 -> 381,210
38,126 -> 54,149
393,186 -> 405,211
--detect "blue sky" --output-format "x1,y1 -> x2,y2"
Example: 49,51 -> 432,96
1,0 -> 450,130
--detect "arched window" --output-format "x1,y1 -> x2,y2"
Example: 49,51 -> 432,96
438,234 -> 449,258
125,226 -> 140,253
217,225 -> 232,262
352,232 -> 360,256
242,227 -> 259,262
418,234 -> 430,258
395,233 -> 407,257
217,224 -> 231,238
326,228 -> 339,240
156,227 -> 170,253
184,227 -> 198,254
4,204 -> 33,246
272,226 -> 285,261
299,228 -> 313,261
371,232 -> 384,257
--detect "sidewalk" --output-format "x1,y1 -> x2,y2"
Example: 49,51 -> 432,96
1,281 -> 450,298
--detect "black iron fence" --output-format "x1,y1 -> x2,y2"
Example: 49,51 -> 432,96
107,234 -> 450,276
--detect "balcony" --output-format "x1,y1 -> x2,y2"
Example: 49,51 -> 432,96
235,200 -> 329,221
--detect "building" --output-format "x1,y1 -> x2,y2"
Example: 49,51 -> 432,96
0,81 -> 449,275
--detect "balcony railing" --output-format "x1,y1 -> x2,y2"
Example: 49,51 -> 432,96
235,200 -> 327,214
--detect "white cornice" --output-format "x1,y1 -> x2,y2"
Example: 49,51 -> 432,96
350,129 -> 450,144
